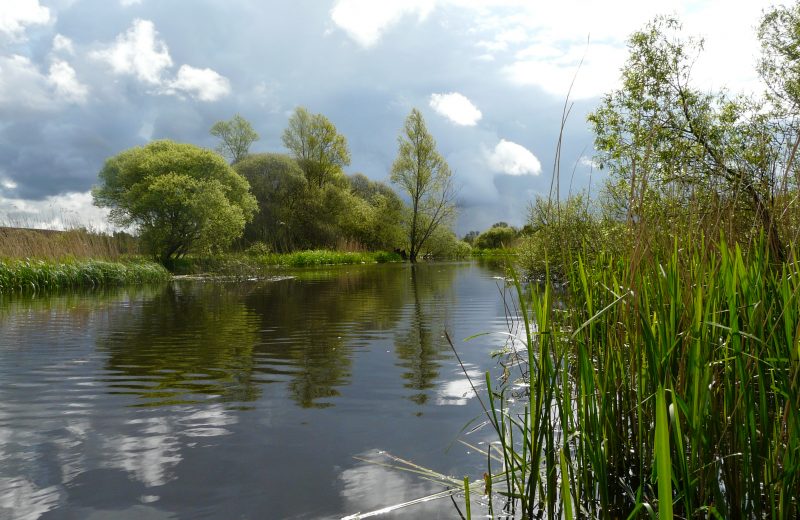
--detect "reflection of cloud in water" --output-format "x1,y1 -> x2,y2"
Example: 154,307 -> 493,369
435,369 -> 483,406
102,405 -> 238,487
0,477 -> 61,520
0,402 -> 238,518
103,417 -> 181,488
339,451 -> 452,519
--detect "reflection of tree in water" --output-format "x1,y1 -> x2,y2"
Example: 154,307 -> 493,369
97,282 -> 261,406
94,264 -> 461,410
244,267 -> 411,408
394,265 -> 458,405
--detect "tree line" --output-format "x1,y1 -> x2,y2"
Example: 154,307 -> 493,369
93,108 -> 459,264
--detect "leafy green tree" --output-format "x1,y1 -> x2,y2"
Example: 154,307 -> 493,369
93,140 -> 257,264
475,225 -> 518,249
343,173 -> 405,250
390,109 -> 457,262
234,153 -> 307,252
589,16 -> 785,260
282,107 -> 351,188
462,230 -> 479,245
210,114 -> 259,164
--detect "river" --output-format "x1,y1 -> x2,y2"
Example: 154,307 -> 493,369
0,261 -> 513,519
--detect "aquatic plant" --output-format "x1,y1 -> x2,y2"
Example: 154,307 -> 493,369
0,259 -> 170,293
470,238 -> 799,518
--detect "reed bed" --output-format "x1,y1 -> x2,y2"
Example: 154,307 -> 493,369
0,259 -> 170,293
475,238 -> 800,519
0,226 -> 138,260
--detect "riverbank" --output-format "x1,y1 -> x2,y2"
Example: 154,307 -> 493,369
170,249 -> 403,276
0,250 -> 402,293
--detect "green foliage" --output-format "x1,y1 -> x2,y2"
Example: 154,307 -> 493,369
234,153 -> 307,252
0,258 -> 169,293
282,107 -> 351,188
171,250 -> 402,274
462,230 -> 479,245
420,227 -> 471,259
588,15 -> 788,260
480,239 -> 800,518
759,3 -> 800,113
517,193 -> 616,279
391,108 -> 457,262
245,241 -> 272,256
93,140 -> 257,264
340,173 -> 405,251
474,225 -> 518,250
210,114 -> 259,164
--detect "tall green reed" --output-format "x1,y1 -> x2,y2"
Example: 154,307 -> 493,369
478,238 -> 799,518
0,259 -> 170,293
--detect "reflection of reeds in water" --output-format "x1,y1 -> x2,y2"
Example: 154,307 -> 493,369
463,240 -> 800,519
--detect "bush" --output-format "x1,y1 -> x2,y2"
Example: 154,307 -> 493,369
518,194 -> 614,280
475,225 -> 518,249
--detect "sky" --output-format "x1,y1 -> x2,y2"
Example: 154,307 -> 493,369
0,0 -> 787,234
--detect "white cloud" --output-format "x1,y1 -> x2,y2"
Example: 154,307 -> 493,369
91,19 -> 230,101
0,0 -> 50,39
91,19 -> 173,84
429,92 -> 482,126
48,59 -> 89,104
504,43 -> 627,100
0,54 -> 88,110
120,0 -> 143,5
487,139 -> 541,176
165,65 -> 231,101
330,0 -> 434,47
52,33 -> 75,55
465,0 -> 785,99
0,54 -> 58,111
0,176 -> 17,191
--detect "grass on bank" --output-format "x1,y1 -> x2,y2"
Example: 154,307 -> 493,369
469,247 -> 518,258
469,237 -> 799,519
0,259 -> 170,293
170,249 -> 403,275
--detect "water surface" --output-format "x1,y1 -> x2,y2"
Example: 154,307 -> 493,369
0,261 -> 512,519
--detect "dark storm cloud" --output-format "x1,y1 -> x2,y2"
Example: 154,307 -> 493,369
0,0 -> 601,232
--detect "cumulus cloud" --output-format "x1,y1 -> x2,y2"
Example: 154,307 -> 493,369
120,0 -> 143,6
52,34 -> 75,55
0,55 -> 59,112
0,0 -> 51,39
330,0 -> 434,47
504,42 -> 627,100
91,19 -> 230,102
429,92 -> 482,126
91,19 -> 173,84
48,60 -> 89,104
487,139 -> 541,176
165,65 -> 231,102
0,54 -> 88,110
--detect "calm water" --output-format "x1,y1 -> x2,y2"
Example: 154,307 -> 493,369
0,261 -> 513,519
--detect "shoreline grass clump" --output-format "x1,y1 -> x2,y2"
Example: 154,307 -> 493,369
473,237 -> 799,519
170,249 -> 403,275
0,259 -> 170,293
